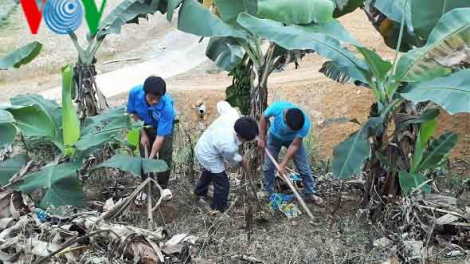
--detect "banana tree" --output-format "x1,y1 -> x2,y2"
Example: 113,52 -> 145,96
165,0 -> 366,173
67,0 -> 169,121
0,42 -> 42,148
318,7 -> 470,218
0,65 -> 167,208
170,0 -> 365,114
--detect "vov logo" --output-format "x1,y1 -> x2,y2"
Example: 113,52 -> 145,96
19,0 -> 108,35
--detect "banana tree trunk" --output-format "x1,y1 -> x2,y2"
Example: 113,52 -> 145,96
73,62 -> 109,122
246,66 -> 269,178
364,101 -> 418,221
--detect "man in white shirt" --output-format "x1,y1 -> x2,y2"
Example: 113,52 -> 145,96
194,101 -> 259,213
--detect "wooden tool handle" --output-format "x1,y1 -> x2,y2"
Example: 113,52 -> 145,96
144,146 -> 153,231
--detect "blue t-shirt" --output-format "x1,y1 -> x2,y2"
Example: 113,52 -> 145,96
127,85 -> 176,136
264,101 -> 310,141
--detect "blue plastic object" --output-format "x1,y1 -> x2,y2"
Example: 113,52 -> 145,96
34,208 -> 48,223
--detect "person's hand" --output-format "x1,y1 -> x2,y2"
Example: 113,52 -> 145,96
140,134 -> 150,148
278,163 -> 287,177
257,137 -> 266,149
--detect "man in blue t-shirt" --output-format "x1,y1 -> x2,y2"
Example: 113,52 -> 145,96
127,76 -> 176,189
258,101 -> 322,205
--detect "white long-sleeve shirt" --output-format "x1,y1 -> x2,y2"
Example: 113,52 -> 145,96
195,101 -> 243,173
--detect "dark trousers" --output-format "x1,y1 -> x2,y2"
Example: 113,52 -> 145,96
194,169 -> 230,212
140,127 -> 173,188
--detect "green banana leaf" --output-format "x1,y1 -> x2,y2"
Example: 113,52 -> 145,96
332,130 -> 369,179
166,0 -> 184,22
0,42 -> 42,70
398,171 -> 431,196
80,106 -> 131,136
177,0 -> 247,39
332,117 -> 384,179
237,13 -> 370,77
411,0 -> 470,39
319,61 -> 369,84
417,132 -> 459,172
61,65 -> 80,157
75,106 -> 136,156
94,154 -> 168,177
396,8 -> 470,82
356,47 -> 392,83
303,19 -> 362,46
127,128 -> 140,150
13,162 -> 84,208
0,110 -> 16,148
373,0 -> 412,31
213,0 -> 257,24
206,37 -> 245,71
10,94 -> 62,129
410,118 -> 438,173
257,0 -> 334,25
5,105 -> 63,150
98,0 -> 164,38
0,154 -> 28,186
400,69 -> 470,115
75,133 -> 115,157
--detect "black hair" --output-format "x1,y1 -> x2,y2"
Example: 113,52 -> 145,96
234,117 -> 259,141
286,108 -> 305,131
143,76 -> 166,97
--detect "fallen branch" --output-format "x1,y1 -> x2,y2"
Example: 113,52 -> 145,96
417,205 -> 464,218
150,177 -> 165,212
448,222 -> 470,228
102,57 -> 142,65
99,177 -> 151,221
33,229 -> 116,264
237,255 -> 265,263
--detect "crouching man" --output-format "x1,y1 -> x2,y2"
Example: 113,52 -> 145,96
127,76 -> 176,190
194,101 -> 259,213
258,101 -> 323,205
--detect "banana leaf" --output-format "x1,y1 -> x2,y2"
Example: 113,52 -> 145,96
400,69 -> 470,115
257,0 -> 334,25
396,8 -> 470,82
0,42 -> 42,70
